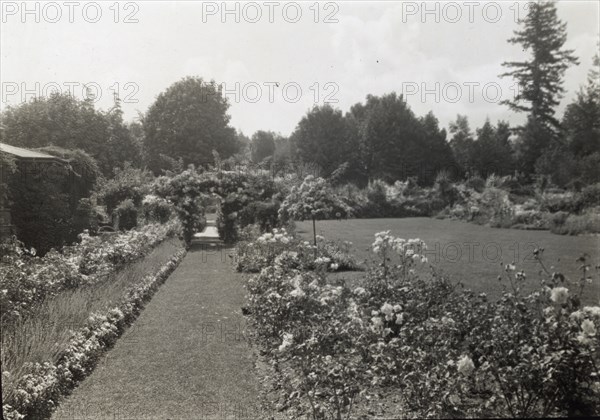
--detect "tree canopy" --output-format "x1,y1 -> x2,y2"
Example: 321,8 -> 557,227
291,104 -> 355,179
250,130 -> 277,163
143,76 -> 238,174
0,93 -> 140,176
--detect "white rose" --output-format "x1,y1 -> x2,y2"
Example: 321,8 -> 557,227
457,355 -> 475,376
550,287 -> 569,305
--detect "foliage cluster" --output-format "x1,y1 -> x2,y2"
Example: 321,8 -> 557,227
0,94 -> 141,176
7,147 -> 100,255
96,164 -> 153,216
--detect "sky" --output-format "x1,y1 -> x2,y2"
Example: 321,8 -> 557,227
1,1 -> 598,137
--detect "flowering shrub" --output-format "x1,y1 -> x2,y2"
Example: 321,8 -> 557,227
96,164 -> 152,216
238,200 -> 280,233
141,194 -> 173,223
154,167 -> 208,245
154,169 -> 282,243
435,177 -> 600,235
370,230 -> 427,277
0,221 -> 181,327
235,228 -> 359,273
279,176 -> 350,224
363,245 -> 600,418
279,176 -> 351,260
245,249 -> 366,419
215,172 -> 280,243
335,179 -> 447,219
244,229 -> 600,418
2,248 -> 186,420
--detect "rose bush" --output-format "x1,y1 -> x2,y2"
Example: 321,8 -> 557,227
279,175 -> 351,257
0,220 -> 181,327
242,229 -> 600,418
153,167 -> 209,245
235,227 -> 359,273
244,242 -> 366,419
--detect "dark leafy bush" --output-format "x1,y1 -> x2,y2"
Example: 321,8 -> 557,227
434,171 -> 459,206
36,146 -> 99,199
465,175 -> 485,192
213,172 -> 280,243
366,180 -> 388,216
72,198 -> 98,235
218,196 -> 240,243
115,199 -> 138,230
153,167 -> 208,245
239,200 -> 280,232
576,153 -> 600,186
8,148 -> 99,255
551,212 -> 600,235
548,210 -> 569,228
97,164 -> 152,215
578,183 -> 600,210
141,195 -> 173,223
334,180 -> 434,218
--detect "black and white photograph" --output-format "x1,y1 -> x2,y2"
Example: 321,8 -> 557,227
1,1 -> 599,418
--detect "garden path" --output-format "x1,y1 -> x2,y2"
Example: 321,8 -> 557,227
51,223 -> 268,419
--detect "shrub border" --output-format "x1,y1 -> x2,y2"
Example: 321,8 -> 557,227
2,246 -> 187,420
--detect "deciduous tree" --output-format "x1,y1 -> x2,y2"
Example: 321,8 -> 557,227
291,105 -> 355,179
250,130 -> 276,163
143,77 -> 238,174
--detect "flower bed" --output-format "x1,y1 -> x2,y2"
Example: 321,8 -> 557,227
242,228 -> 600,418
2,247 -> 186,420
235,227 -> 359,273
0,221 -> 181,326
438,179 -> 600,235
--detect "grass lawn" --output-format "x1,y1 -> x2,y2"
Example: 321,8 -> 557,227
297,217 -> 600,305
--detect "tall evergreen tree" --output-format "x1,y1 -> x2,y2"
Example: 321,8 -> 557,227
494,121 -> 516,175
419,111 -> 457,181
358,93 -> 424,183
500,1 -> 579,135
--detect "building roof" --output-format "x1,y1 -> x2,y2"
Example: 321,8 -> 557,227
0,143 -> 65,161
